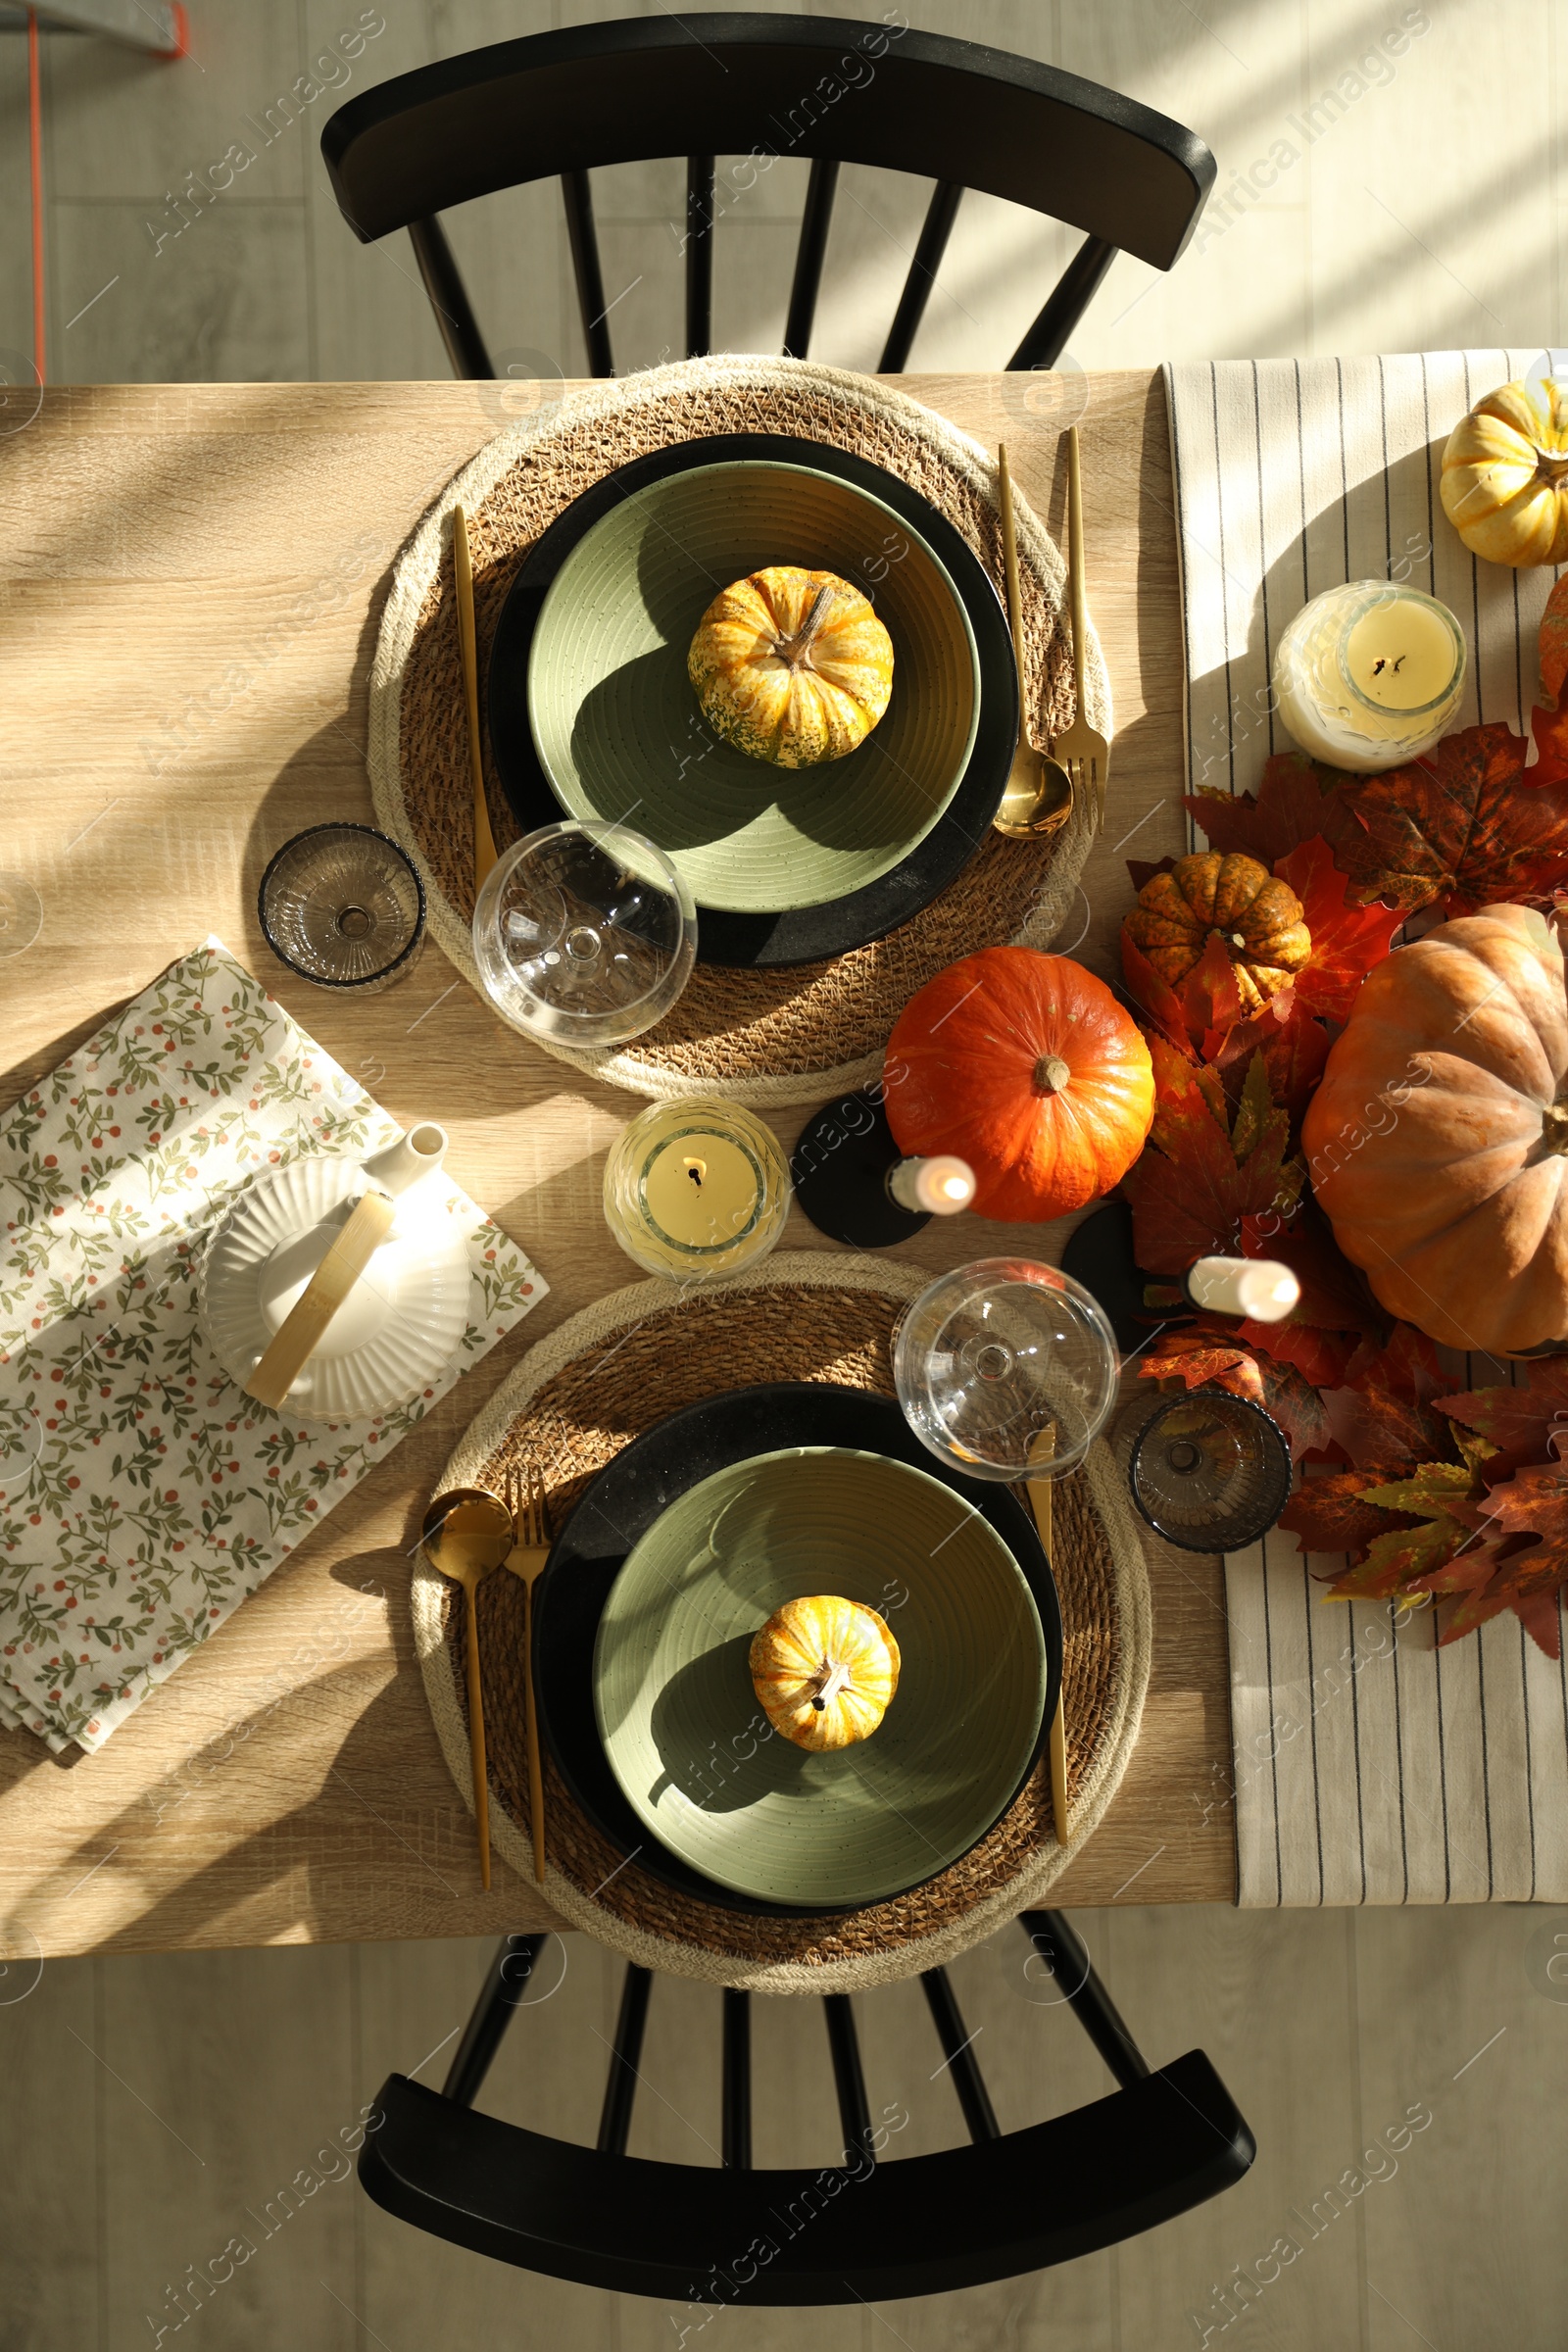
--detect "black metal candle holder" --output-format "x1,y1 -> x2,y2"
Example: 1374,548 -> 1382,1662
789,1088 -> 931,1249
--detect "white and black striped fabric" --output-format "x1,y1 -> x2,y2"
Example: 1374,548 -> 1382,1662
1164,351 -> 1568,1905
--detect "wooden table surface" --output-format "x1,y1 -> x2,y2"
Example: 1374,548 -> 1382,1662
0,370 -> 1234,1960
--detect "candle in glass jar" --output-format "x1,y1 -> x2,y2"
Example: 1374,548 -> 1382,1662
603,1095 -> 791,1281
1273,581 -> 1464,773
1187,1256 -> 1300,1322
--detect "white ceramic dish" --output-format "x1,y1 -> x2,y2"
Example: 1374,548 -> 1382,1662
199,1152 -> 471,1423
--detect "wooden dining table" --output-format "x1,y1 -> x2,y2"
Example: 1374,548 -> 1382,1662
0,369 -> 1234,1960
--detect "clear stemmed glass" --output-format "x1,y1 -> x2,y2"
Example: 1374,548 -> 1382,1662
894,1256 -> 1121,1484
1127,1388 -> 1292,1552
472,819 -> 697,1050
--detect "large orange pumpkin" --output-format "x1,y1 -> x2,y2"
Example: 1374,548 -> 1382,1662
1124,852 -> 1311,1014
1302,904 -> 1568,1353
885,947 -> 1154,1223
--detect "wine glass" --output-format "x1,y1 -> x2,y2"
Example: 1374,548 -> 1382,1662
472,820 -> 697,1049
893,1257 -> 1120,1484
1127,1388 -> 1292,1551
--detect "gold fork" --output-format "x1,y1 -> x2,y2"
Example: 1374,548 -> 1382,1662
1052,424 -> 1111,834
502,1464 -> 552,1885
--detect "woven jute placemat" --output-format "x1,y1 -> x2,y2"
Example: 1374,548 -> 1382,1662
412,1252 -> 1152,1993
369,355 -> 1109,1107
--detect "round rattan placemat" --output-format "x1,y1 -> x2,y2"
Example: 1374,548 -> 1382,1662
412,1252 -> 1152,1993
369,356 -> 1109,1106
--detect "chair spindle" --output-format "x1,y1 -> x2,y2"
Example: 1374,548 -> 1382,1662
1019,1910 -> 1151,2087
442,1934 -> 548,2105
920,1967 -> 1000,2143
686,153 -> 715,359
1009,232 -> 1118,371
562,168 -> 614,377
783,157 -> 840,359
878,180 -> 963,371
822,1992 -> 874,2169
597,1963 -> 653,2153
407,216 -> 494,380
721,1987 -> 752,2169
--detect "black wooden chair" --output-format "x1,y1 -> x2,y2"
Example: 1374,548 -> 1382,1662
319,13 -> 1214,381
359,1910 -> 1253,2304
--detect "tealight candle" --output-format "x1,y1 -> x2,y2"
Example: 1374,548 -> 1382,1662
1187,1256 -> 1300,1322
886,1153 -> 976,1217
1273,581 -> 1465,773
603,1095 -> 791,1283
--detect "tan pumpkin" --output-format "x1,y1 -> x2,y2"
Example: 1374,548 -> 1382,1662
687,566 -> 894,767
749,1594 -> 901,1752
1124,851 -> 1311,1015
1302,904 -> 1568,1354
1441,378 -> 1568,566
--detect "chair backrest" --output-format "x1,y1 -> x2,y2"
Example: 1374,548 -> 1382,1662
358,1912 -> 1255,2305
320,12 -> 1214,379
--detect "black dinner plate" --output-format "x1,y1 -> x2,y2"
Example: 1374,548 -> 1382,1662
531,1381 -> 1063,1918
485,432 -> 1018,970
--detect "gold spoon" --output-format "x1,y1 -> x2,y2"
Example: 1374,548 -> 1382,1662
992,442 -> 1074,841
422,1485 -> 514,1889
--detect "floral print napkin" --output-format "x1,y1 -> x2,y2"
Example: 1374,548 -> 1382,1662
0,938 -> 546,1753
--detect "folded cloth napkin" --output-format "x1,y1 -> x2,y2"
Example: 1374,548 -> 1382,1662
1165,349 -> 1568,1904
0,938 -> 546,1753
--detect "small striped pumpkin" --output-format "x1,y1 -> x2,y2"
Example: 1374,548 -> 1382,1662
749,1593 -> 901,1752
687,566 -> 894,767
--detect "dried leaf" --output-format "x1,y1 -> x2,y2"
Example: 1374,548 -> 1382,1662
1333,1325 -> 1452,1471
1241,1315 -> 1355,1390
1273,836 -> 1402,1021
1333,721 -> 1568,915
1184,754 -> 1348,867
1540,571 -> 1568,709
1279,1469 -> 1418,1561
1319,1513 -> 1471,1601
1250,1352 -> 1334,1458
1240,1199 -> 1377,1339
1436,1357 -> 1568,1477
1359,1462 -> 1475,1517
1122,1067 -> 1304,1275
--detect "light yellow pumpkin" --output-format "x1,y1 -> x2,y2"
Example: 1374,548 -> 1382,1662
687,566 -> 894,767
1441,378 -> 1568,566
749,1593 -> 901,1752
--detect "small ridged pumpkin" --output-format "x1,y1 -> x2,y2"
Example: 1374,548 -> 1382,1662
1124,852 -> 1311,1015
687,566 -> 894,767
885,946 -> 1154,1223
1302,904 -> 1568,1354
1441,378 -> 1568,566
749,1594 -> 901,1752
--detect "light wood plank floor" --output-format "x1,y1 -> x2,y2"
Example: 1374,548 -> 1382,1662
2,3 -> 1566,2346
6,1903 -> 1568,2349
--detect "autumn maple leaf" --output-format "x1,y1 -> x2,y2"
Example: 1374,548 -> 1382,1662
1316,1462 -> 1476,1604
1121,1050 -> 1303,1275
1335,1323 -> 1452,1471
1272,836 -> 1401,1021
1332,720 -> 1568,915
1436,1357 -> 1568,1479
1139,1316 -> 1330,1457
1278,1470 -> 1419,1560
1184,753 -> 1350,868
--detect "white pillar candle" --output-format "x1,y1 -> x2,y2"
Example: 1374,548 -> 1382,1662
1273,581 -> 1465,774
1187,1256 -> 1300,1322
886,1154 -> 976,1216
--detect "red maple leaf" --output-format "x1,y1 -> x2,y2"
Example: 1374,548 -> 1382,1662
1122,1050 -> 1303,1275
1436,1357 -> 1568,1479
1332,721 -> 1568,915
1278,1469 -> 1419,1561
1272,836 -> 1402,1021
1184,752 -> 1349,867
1240,1199 -> 1376,1338
1138,1318 -> 1330,1459
1539,570 -> 1568,709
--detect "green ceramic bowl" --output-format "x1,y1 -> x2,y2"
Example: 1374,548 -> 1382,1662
526,462 -> 981,913
592,1446 -> 1046,1908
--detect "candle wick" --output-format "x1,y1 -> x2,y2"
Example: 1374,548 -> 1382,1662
1392,654 -> 1406,671
1372,657 -> 1387,675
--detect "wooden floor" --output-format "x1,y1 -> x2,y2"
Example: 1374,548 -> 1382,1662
3,2 -> 1567,2345
6,1903 -> 1567,2350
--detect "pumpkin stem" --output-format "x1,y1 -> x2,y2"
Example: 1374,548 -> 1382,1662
773,583 -> 838,670
807,1655 -> 853,1712
1033,1054 -> 1072,1096
1544,1102 -> 1568,1155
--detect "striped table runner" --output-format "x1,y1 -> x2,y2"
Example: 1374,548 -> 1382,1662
1164,350 -> 1568,1905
